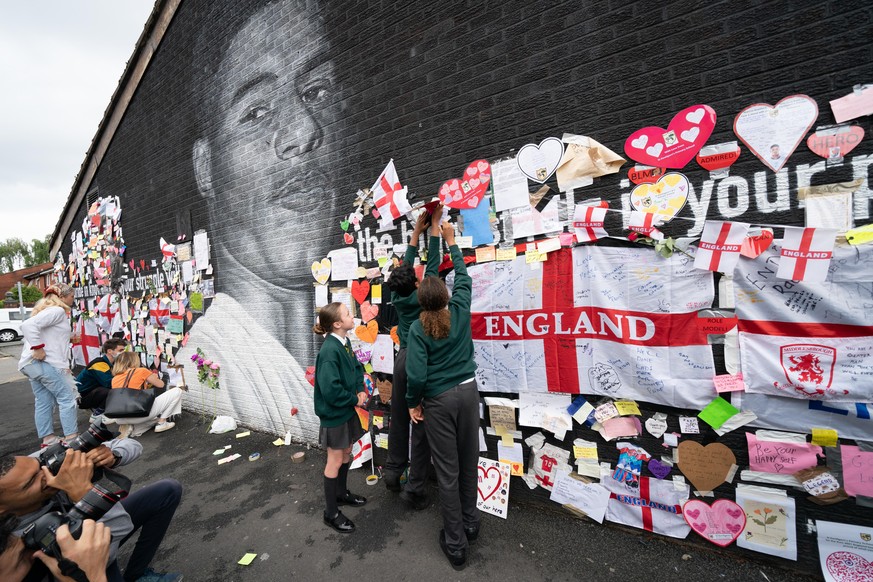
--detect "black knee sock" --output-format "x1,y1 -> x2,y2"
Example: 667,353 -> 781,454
337,461 -> 351,496
324,476 -> 338,517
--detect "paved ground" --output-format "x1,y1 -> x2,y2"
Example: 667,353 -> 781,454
0,349 -> 819,581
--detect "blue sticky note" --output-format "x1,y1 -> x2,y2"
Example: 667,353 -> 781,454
459,197 -> 493,246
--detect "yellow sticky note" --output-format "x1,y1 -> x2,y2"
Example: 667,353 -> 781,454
371,285 -> 382,302
496,248 -> 517,261
364,363 -> 374,373
846,223 -> 873,245
811,428 -> 838,447
500,432 -> 514,446
475,246 -> 496,263
238,553 -> 257,566
573,445 -> 598,460
614,400 -> 641,416
236,431 -> 251,438
525,249 -> 546,263
272,438 -> 285,446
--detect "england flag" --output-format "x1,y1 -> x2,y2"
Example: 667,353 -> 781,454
370,159 -> 411,229
776,226 -> 837,282
572,204 -> 608,243
693,220 -> 749,273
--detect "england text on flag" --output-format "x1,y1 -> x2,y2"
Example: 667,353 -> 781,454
776,226 -> 838,283
572,204 -> 608,243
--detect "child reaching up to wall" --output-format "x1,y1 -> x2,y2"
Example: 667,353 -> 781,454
312,302 -> 369,533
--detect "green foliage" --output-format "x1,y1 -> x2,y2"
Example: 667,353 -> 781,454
2,284 -> 43,303
0,235 -> 52,273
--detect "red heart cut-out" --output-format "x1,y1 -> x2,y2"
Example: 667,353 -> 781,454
477,465 -> 502,501
807,126 -> 864,159
439,160 -> 491,209
351,280 -> 370,305
740,228 -> 774,259
624,104 -> 717,169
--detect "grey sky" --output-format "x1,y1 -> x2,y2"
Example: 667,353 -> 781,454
0,0 -> 154,245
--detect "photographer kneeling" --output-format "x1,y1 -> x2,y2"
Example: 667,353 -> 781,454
0,426 -> 183,582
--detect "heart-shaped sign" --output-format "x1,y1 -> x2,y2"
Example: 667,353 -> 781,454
648,458 -> 672,480
629,172 -> 689,222
677,441 -> 736,493
343,232 -> 354,245
807,125 -> 864,159
438,160 -> 491,209
355,320 -> 378,343
477,464 -> 503,502
305,366 -> 315,386
827,552 -> 873,581
340,220 -> 350,231
628,165 -> 665,185
696,143 -> 741,172
360,301 -> 379,323
739,228 -> 774,259
624,105 -> 717,169
733,94 -> 819,172
310,258 -> 331,285
351,280 -> 370,305
645,417 -> 668,438
682,499 -> 746,547
516,137 -> 564,183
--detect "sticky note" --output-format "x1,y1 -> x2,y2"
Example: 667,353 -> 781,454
525,249 -> 546,263
496,248 -> 517,261
811,428 -> 838,447
370,284 -> 382,304
846,223 -> 873,245
238,553 -> 257,566
574,445 -> 597,460
614,400 -> 641,416
501,432 -> 514,446
697,397 -> 740,430
678,417 -> 700,434
713,373 -> 745,393
475,246 -> 496,263
236,431 -> 251,438
272,438 -> 285,446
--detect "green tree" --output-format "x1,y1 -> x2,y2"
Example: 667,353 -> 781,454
3,284 -> 43,303
0,235 -> 52,273
29,235 -> 51,265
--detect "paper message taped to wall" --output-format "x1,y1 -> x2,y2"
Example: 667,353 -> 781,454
550,471 -> 611,523
477,458 -> 511,519
747,433 -> 822,474
840,445 -> 873,498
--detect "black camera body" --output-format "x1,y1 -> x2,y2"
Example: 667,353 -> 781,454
38,423 -> 115,477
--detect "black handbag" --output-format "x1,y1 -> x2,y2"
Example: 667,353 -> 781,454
104,370 -> 156,418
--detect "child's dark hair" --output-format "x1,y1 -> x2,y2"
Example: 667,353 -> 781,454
313,302 -> 344,335
102,338 -> 128,353
385,263 -> 417,297
418,276 -> 451,339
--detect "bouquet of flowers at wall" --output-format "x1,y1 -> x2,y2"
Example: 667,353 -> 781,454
191,348 -> 220,423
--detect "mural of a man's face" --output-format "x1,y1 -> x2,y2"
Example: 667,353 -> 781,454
194,0 -> 338,287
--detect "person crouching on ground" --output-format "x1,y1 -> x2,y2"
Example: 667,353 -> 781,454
77,338 -> 129,419
107,352 -> 183,439
406,220 -> 480,571
312,302 -> 368,533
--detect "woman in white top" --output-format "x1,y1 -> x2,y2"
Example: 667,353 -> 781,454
18,283 -> 80,447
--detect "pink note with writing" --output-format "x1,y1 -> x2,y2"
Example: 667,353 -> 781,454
713,373 -> 745,393
830,86 -> 873,123
841,445 -> 873,497
746,433 -> 822,474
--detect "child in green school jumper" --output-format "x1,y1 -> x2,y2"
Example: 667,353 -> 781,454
382,206 -> 442,506
406,220 -> 479,570
313,302 -> 369,533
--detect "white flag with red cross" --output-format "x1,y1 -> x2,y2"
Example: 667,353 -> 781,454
627,212 -> 664,240
776,226 -> 837,282
94,294 -> 122,335
370,159 -> 411,228
734,242 -> 873,402
72,318 -> 102,367
693,220 -> 749,273
349,432 -> 372,470
572,204 -> 608,243
458,246 -> 716,410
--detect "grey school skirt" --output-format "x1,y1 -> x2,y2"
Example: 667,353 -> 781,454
319,414 -> 365,450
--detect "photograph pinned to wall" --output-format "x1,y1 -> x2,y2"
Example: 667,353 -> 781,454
556,134 -> 625,192
816,520 -> 873,582
627,164 -> 665,185
733,94 -> 819,172
516,137 -> 564,183
735,484 -> 797,561
623,104 -> 717,169
476,458 -> 511,519
438,159 -> 491,210
628,172 -> 689,223
806,125 -> 864,164
491,157 -> 530,212
201,279 -> 215,299
695,142 -> 741,179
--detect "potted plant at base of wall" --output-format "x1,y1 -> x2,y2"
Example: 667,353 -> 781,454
191,348 -> 220,426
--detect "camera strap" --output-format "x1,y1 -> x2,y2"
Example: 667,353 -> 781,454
58,558 -> 90,582
98,467 -> 132,500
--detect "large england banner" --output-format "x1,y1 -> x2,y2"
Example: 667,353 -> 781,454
464,246 -> 716,409
735,242 -> 873,402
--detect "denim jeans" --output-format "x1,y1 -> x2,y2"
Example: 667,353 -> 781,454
21,360 -> 79,438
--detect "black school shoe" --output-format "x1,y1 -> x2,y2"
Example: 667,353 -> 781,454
336,491 -> 367,507
439,529 -> 466,571
400,490 -> 430,510
324,511 -> 355,533
464,524 -> 480,542
383,473 -> 402,492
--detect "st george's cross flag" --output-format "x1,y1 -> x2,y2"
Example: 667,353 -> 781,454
628,212 -> 664,240
370,159 -> 412,229
72,319 -> 102,367
457,246 -> 717,410
693,220 -> 749,273
776,226 -> 837,282
572,204 -> 608,243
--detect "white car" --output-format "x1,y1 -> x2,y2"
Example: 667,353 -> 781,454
0,307 -> 31,342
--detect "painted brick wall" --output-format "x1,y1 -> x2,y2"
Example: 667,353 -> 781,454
60,0 -> 873,572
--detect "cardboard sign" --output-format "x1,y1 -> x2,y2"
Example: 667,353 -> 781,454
624,104 -> 717,169
683,499 -> 746,547
677,441 -> 736,492
477,458 -> 511,519
439,160 -> 491,209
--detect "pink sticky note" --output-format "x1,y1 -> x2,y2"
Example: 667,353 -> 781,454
599,416 -> 642,440
713,373 -> 745,393
559,232 -> 576,247
841,445 -> 873,497
746,433 -> 822,474
830,86 -> 873,123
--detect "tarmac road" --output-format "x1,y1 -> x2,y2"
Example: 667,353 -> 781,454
0,352 -> 818,581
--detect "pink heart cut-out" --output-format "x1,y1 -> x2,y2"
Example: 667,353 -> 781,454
360,301 -> 378,323
682,499 -> 746,548
439,160 -> 491,209
624,104 -> 717,169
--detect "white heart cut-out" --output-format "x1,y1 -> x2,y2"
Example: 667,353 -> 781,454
453,192 -> 463,201
686,108 -> 705,124
646,143 -> 664,157
631,135 -> 648,149
468,196 -> 479,208
516,137 -> 565,183
478,161 -> 489,172
466,167 -> 476,176
681,127 -> 700,142
469,178 -> 480,188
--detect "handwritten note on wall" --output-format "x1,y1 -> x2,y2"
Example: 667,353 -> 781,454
746,433 -> 822,474
841,445 -> 873,497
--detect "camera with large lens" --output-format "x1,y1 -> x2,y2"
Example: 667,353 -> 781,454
38,423 -> 115,477
21,480 -> 128,560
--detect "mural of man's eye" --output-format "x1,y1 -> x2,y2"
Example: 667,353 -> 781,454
300,81 -> 331,105
240,104 -> 270,124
